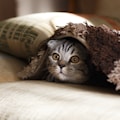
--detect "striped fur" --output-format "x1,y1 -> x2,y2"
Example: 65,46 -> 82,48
45,39 -> 89,83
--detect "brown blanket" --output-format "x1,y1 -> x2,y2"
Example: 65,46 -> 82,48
85,25 -> 120,90
18,23 -> 120,90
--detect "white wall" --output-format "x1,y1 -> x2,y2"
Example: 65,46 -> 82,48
16,0 -> 68,16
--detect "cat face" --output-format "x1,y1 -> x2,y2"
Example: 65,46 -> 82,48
47,39 -> 89,83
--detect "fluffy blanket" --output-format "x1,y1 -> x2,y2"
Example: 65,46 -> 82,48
18,23 -> 120,90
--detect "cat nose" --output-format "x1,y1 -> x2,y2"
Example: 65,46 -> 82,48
59,64 -> 65,68
58,61 -> 66,68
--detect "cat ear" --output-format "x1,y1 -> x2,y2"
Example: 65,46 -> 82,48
47,40 -> 58,49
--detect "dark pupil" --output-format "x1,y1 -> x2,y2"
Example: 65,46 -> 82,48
73,57 -> 77,61
53,53 -> 59,60
55,55 -> 58,59
71,56 -> 79,63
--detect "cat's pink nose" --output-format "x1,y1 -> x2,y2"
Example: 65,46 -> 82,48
58,61 -> 66,68
59,64 -> 66,68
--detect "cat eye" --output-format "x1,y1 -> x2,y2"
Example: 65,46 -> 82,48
52,53 -> 60,60
70,56 -> 80,63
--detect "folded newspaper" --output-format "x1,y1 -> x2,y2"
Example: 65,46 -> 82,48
0,12 -> 120,90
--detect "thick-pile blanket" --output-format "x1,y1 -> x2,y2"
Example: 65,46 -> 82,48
18,23 -> 120,90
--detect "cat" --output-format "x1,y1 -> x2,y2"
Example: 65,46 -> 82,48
43,38 -> 90,84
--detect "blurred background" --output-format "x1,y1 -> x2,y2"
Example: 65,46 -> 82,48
0,0 -> 120,20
